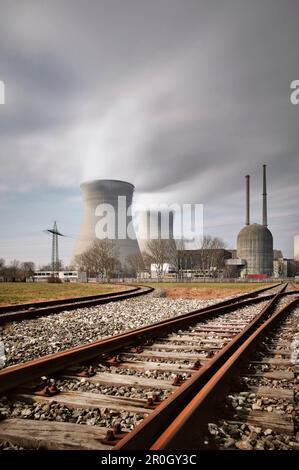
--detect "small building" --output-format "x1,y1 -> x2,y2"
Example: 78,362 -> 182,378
179,249 -> 233,278
33,271 -> 86,282
150,263 -> 176,279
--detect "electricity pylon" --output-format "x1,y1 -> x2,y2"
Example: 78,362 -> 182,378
44,221 -> 65,276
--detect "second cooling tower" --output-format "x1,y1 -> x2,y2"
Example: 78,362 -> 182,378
73,179 -> 141,269
136,209 -> 174,253
294,235 -> 299,262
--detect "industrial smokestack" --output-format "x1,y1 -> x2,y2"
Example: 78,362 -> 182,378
245,174 -> 250,225
262,164 -> 268,227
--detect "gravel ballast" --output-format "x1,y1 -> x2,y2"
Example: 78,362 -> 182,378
1,295 -> 228,367
202,305 -> 299,451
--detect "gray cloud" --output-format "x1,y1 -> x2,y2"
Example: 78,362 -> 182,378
0,0 -> 298,260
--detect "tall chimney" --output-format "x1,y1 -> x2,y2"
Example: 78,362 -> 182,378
245,174 -> 250,225
262,164 -> 268,227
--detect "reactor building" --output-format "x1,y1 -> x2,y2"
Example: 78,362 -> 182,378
236,165 -> 273,277
73,179 -> 141,269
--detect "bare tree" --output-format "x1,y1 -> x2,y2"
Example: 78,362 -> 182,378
126,253 -> 145,279
0,258 -> 5,278
165,239 -> 186,279
20,261 -> 36,281
93,239 -> 117,279
195,235 -> 226,278
5,259 -> 21,282
145,239 -> 170,280
0,259 -> 35,282
74,251 -> 92,277
275,258 -> 286,278
141,251 -> 152,272
74,239 -> 118,280
223,264 -> 238,279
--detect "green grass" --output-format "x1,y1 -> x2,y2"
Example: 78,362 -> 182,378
149,282 -> 274,290
0,282 -> 120,306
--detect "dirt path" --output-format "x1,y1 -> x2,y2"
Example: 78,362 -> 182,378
164,287 -> 249,300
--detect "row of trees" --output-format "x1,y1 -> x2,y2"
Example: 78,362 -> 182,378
73,235 -> 228,280
0,259 -> 36,282
0,235 -> 228,282
0,259 -> 68,282
74,240 -> 119,279
194,235 -> 227,276
126,236 -> 227,279
127,239 -> 186,279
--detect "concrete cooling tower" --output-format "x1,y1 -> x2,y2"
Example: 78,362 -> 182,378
73,180 -> 141,269
294,235 -> 299,262
136,209 -> 174,254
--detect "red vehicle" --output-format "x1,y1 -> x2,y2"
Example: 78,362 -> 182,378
247,274 -> 268,279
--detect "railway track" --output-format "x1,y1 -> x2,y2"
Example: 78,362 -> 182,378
198,303 -> 299,451
0,285 -> 154,324
0,282 -> 296,450
0,282 -> 281,326
147,292 -> 299,450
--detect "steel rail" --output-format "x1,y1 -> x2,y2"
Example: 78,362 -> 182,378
115,284 -> 292,449
0,285 -> 154,324
150,295 -> 299,450
0,286 -> 287,394
0,281 -> 281,321
0,285 -> 140,314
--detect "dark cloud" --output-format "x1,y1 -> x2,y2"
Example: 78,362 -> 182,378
0,0 -> 298,261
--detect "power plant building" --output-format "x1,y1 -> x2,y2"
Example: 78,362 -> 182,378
236,165 -> 273,277
71,169 -> 294,280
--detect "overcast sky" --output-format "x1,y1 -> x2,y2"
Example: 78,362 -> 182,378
0,0 -> 298,265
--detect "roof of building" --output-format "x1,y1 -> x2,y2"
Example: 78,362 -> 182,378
237,223 -> 273,240
273,249 -> 284,260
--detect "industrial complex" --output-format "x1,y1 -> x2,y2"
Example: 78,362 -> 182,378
66,164 -> 299,281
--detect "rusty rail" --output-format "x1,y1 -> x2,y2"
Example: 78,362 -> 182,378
0,285 -> 154,324
115,285 -> 293,449
0,285 -> 286,394
0,285 -> 141,314
150,295 -> 299,450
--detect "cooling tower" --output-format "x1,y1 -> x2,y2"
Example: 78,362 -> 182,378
136,209 -> 174,254
294,235 -> 299,262
73,179 -> 141,269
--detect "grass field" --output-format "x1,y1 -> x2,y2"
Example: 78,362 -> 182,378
0,282 -> 121,306
0,281 -> 277,306
148,282 -> 276,299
